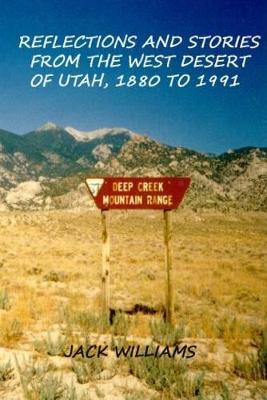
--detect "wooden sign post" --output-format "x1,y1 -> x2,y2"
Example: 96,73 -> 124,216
101,210 -> 110,323
86,177 -> 190,325
164,209 -> 174,325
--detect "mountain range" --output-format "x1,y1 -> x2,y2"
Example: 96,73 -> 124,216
0,122 -> 266,211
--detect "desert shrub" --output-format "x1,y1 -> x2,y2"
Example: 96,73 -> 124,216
110,334 -> 130,351
27,267 -> 43,275
216,315 -> 249,343
34,332 -> 67,356
71,357 -> 104,384
233,330 -> 267,380
0,289 -> 10,310
0,360 -> 14,381
0,318 -> 23,345
233,353 -> 260,380
30,374 -> 77,400
112,312 -> 130,336
16,357 -> 77,400
75,311 -> 109,334
43,271 -> 68,282
219,383 -> 232,400
129,352 -> 204,398
258,330 -> 267,378
150,319 -> 184,346
31,374 -> 66,399
15,356 -> 53,386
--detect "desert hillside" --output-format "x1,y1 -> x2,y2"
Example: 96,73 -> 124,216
0,123 -> 266,212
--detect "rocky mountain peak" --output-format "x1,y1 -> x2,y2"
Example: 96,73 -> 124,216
36,122 -> 61,132
65,126 -> 142,142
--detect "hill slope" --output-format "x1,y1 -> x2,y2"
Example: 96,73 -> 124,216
0,123 -> 266,211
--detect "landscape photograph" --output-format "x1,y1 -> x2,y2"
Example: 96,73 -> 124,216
0,0 -> 267,399
0,123 -> 266,399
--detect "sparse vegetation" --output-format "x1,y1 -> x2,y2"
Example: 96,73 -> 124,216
233,329 -> 267,380
129,354 -> 205,398
0,318 -> 23,345
219,383 -> 232,400
28,373 -> 75,400
71,357 -> 104,383
0,289 -> 10,310
75,311 -> 109,334
112,311 -> 130,336
0,209 -> 266,398
43,271 -> 68,282
150,319 -> 184,346
0,360 -> 14,382
16,357 -> 77,400
34,333 -> 67,356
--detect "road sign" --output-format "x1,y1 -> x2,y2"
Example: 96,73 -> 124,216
85,176 -> 191,326
85,177 -> 190,210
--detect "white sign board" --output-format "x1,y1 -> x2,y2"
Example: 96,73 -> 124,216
86,178 -> 104,198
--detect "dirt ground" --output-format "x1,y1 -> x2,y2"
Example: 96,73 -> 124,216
0,209 -> 266,399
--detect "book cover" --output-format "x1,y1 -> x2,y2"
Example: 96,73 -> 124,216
0,1 -> 266,399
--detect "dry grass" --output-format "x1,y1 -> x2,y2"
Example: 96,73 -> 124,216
0,209 -> 266,341
0,209 -> 266,398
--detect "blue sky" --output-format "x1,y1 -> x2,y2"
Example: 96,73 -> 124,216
0,0 -> 266,153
